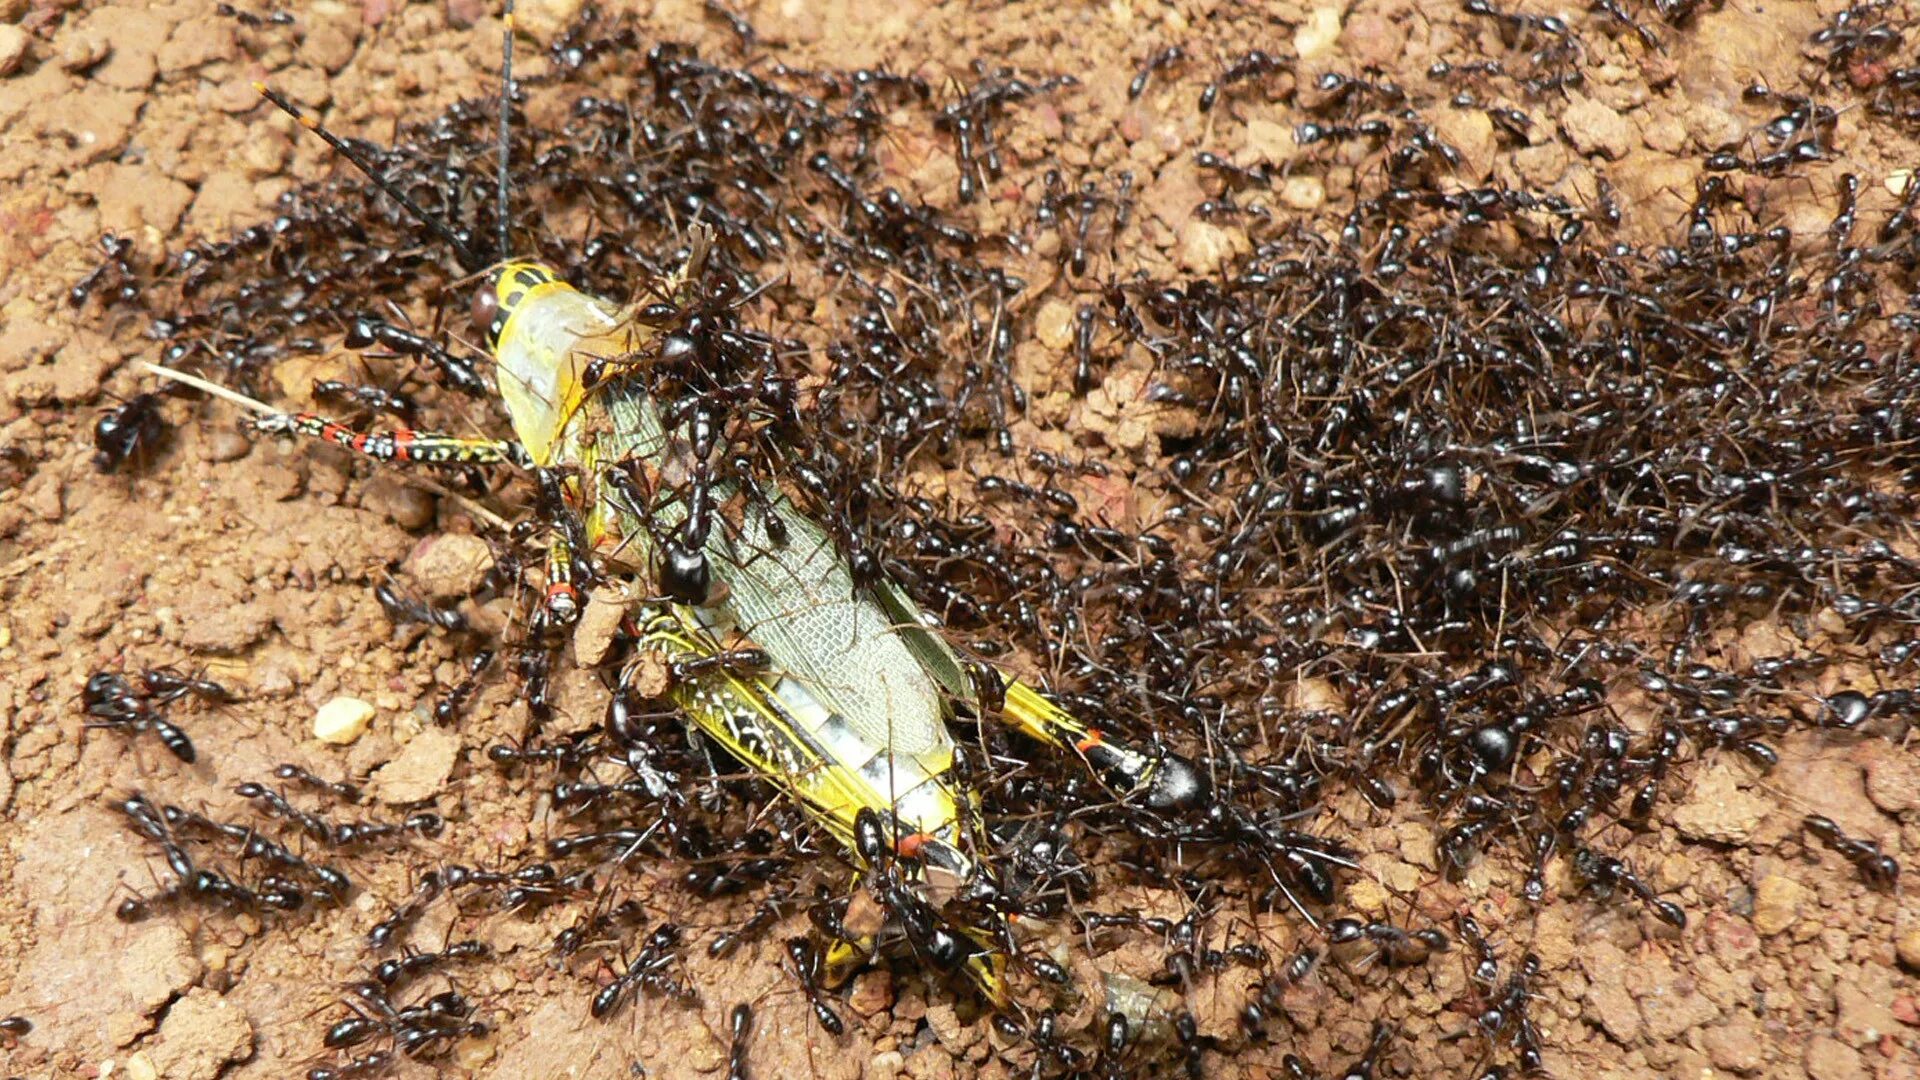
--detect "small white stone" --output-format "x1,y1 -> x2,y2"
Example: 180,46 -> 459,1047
123,1053 -> 158,1080
1294,6 -> 1343,61
313,696 -> 376,745
1280,176 -> 1326,211
1888,169 -> 1914,198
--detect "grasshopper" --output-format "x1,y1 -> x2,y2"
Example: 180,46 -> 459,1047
146,5 -> 1206,1007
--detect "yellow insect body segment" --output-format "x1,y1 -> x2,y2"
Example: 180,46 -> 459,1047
486,262 -> 984,876
633,613 -> 967,860
482,261 -> 1201,1003
485,262 -> 605,467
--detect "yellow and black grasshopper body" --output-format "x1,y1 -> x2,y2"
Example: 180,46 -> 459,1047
464,252 -> 1207,999
151,30 -> 1208,1011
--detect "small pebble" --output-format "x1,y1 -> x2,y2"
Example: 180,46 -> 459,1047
402,532 -> 494,601
200,428 -> 252,463
123,1052 -> 157,1080
363,474 -> 436,530
1033,300 -> 1075,351
1563,94 -> 1636,161
1897,927 -> 1920,972
1293,5 -> 1342,61
313,696 -> 376,745
0,24 -> 29,78
1751,872 -> 1806,936
1279,175 -> 1325,211
60,28 -> 110,73
1177,220 -> 1247,275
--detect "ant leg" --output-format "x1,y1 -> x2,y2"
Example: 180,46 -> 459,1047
252,411 -> 531,468
999,681 -> 1210,812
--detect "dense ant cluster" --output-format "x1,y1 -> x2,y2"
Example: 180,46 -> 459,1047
81,2 -> 1920,1076
308,940 -> 492,1077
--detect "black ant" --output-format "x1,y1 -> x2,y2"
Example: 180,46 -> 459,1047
1130,45 -> 1186,99
783,936 -> 846,1036
82,671 -> 197,763
306,1052 -> 392,1080
374,581 -> 467,633
702,0 -> 756,49
1326,916 -> 1451,968
1199,49 -> 1284,112
312,379 -> 419,422
1804,815 -> 1900,889
215,2 -> 293,27
69,233 -> 136,307
93,392 -> 168,473
276,762 -> 362,802
367,869 -> 448,950
235,780 -> 334,844
434,649 -> 495,725
590,923 -> 697,1018
727,1002 -> 754,1080
370,940 -> 490,991
669,647 -> 772,683
1571,847 -> 1686,928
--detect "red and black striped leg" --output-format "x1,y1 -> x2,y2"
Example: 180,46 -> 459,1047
252,412 -> 530,468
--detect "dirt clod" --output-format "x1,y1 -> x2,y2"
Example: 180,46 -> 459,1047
1702,1017 -> 1766,1073
403,532 -> 494,602
1861,747 -> 1920,814
1897,929 -> 1920,973
0,24 -> 31,76
1580,940 -> 1643,1044
1751,872 -> 1808,937
1562,94 -> 1636,161
1671,764 -> 1772,844
1805,1034 -> 1869,1080
368,726 -> 459,804
571,585 -> 628,668
1176,220 -> 1246,276
147,989 -> 254,1080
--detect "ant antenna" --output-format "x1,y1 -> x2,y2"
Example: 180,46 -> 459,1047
498,0 -> 515,263
253,82 -> 489,273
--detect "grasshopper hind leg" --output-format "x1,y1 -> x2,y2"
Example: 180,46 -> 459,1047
995,678 -> 1211,814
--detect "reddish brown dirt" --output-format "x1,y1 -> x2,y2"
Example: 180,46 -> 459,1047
1,1 -> 1918,1079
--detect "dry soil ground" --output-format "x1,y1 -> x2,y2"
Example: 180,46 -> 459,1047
0,0 -> 1918,1079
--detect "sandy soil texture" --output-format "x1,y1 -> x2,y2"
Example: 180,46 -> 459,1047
1,0 -> 1918,1078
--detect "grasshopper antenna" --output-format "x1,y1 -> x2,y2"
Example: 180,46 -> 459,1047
252,82 -> 489,273
498,0 -> 516,263
140,362 -> 279,417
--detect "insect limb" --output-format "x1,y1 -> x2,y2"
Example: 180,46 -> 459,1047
540,532 -> 583,625
1001,681 -> 1211,813
531,466 -> 599,626
251,82 -> 488,272
496,0 -> 515,263
250,412 -> 531,468
143,362 -> 517,534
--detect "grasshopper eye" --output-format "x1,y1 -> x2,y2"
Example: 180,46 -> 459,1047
472,277 -> 502,348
